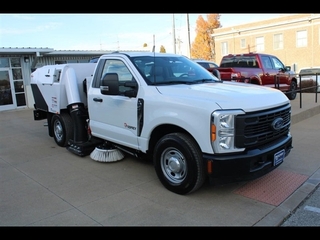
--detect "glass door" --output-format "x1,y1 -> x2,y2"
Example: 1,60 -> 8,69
0,68 -> 16,111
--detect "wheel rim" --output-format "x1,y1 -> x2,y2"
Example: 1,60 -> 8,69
160,147 -> 187,184
53,119 -> 63,142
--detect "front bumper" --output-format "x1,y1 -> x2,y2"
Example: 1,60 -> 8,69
204,134 -> 293,185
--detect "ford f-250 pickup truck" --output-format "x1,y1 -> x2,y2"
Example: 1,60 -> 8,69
215,53 -> 298,100
31,51 -> 293,195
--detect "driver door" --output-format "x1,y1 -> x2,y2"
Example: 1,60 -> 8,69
88,58 -> 140,149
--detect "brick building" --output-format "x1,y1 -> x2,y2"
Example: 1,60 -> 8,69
212,14 -> 320,72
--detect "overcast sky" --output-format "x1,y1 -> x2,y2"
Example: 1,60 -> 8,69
0,13 -> 287,55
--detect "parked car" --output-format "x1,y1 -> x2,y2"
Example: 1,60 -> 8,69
192,59 -> 218,72
192,59 -> 221,79
299,67 -> 320,92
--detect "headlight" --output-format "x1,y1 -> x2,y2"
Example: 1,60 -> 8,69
211,110 -> 245,153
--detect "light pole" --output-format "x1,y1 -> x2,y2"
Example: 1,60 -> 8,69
172,14 -> 176,54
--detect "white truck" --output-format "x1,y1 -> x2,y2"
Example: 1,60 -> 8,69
30,51 -> 293,195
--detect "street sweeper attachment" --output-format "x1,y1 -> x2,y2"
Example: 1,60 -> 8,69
90,142 -> 125,162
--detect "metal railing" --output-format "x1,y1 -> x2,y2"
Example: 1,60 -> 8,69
298,69 -> 320,108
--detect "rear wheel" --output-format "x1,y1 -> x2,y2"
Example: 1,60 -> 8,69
153,133 -> 205,195
51,113 -> 73,147
286,81 -> 297,100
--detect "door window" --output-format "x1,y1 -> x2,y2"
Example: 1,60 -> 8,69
101,59 -> 135,94
271,57 -> 285,70
10,58 -> 26,106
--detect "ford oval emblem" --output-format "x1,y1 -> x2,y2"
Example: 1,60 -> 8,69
271,117 -> 284,131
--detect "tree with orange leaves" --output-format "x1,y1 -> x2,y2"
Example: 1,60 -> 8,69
160,45 -> 166,53
191,14 -> 221,61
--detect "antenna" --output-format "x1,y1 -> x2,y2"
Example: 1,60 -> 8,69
172,14 -> 176,54
153,34 -> 156,83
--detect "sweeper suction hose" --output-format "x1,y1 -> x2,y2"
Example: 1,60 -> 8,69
68,102 -> 88,143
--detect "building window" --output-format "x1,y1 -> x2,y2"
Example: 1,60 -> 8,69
66,60 -> 78,63
240,39 -> 246,49
55,60 -> 67,64
221,42 -> 228,56
274,33 -> 283,50
0,58 -> 10,68
296,30 -> 307,47
255,36 -> 264,52
55,59 -> 90,64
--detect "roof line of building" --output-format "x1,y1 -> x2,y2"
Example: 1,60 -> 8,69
0,47 -> 150,55
212,15 -> 320,38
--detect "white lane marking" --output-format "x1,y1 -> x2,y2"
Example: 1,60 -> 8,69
304,205 -> 320,214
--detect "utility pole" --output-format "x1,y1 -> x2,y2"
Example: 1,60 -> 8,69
152,34 -> 155,52
176,37 -> 183,54
187,14 -> 191,58
172,14 -> 176,54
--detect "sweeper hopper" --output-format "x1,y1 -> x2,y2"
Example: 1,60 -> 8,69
31,63 -> 97,114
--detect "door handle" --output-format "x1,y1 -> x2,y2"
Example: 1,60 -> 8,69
93,98 -> 103,102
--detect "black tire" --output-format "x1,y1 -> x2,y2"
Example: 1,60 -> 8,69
286,81 -> 297,100
51,113 -> 73,147
153,133 -> 205,195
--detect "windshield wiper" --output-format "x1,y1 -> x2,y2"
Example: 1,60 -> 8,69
160,81 -> 191,85
193,79 -> 222,84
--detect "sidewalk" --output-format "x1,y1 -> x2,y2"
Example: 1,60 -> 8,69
0,93 -> 319,226
290,92 -> 320,124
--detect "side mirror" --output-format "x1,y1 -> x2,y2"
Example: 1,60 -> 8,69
100,73 -> 119,95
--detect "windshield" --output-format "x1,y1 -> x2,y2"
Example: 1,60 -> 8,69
130,55 -> 220,85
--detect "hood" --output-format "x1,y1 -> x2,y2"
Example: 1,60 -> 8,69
156,81 -> 290,111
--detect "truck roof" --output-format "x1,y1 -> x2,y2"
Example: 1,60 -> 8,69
223,52 -> 276,58
103,51 -> 185,58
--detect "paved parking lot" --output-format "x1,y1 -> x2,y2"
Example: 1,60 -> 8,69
1,93 -> 320,226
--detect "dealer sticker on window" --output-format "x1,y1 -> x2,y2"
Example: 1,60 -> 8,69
274,149 -> 285,166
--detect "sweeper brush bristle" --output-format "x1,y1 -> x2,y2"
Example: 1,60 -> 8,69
90,143 -> 124,162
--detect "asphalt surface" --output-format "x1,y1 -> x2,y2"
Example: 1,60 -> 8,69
1,92 -> 320,226
281,183 -> 320,226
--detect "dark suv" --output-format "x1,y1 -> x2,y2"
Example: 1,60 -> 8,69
193,59 -> 218,72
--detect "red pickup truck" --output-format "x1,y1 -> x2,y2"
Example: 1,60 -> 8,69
216,53 -> 298,100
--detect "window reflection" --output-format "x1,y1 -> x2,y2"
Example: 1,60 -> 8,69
16,93 -> 26,106
0,58 -> 10,68
14,81 -> 24,92
12,69 -> 22,80
10,58 -> 21,67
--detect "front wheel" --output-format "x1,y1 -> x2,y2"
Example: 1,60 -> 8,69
153,133 -> 205,195
286,81 -> 297,100
51,113 -> 73,147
